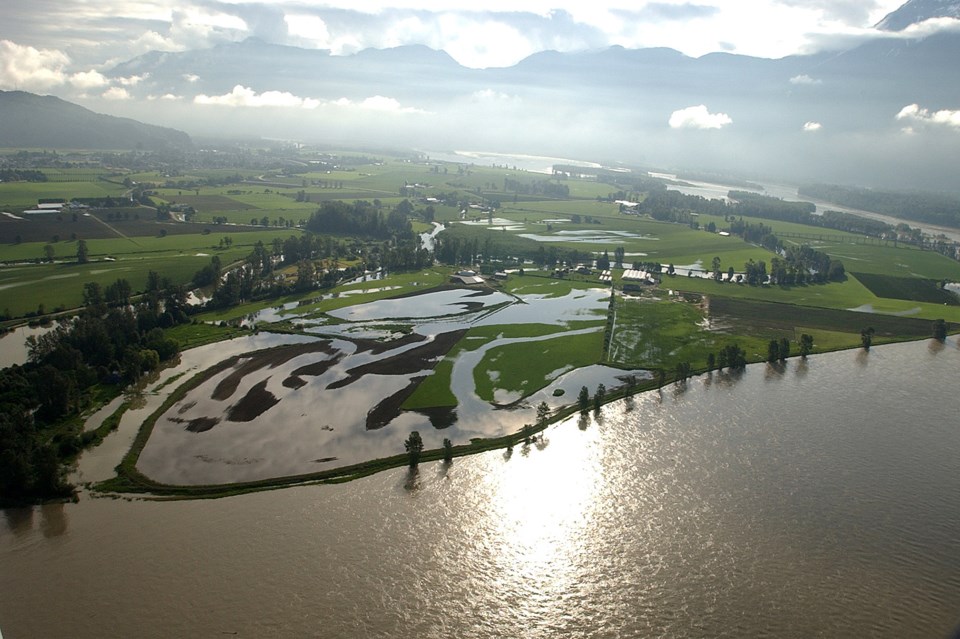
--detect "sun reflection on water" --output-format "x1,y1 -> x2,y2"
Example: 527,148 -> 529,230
470,415 -> 610,617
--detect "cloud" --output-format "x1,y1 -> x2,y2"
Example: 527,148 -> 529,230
668,105 -> 732,129
334,95 -> 429,113
789,74 -> 821,85
102,86 -> 131,100
195,85 -> 316,108
802,121 -> 822,132
194,85 -> 427,113
636,3 -> 720,21
896,103 -> 960,129
0,39 -> 69,91
70,70 -> 109,90
117,74 -> 149,86
774,0 -> 888,26
183,73 -> 201,83
470,88 -> 520,103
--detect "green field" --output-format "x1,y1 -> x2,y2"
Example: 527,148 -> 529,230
0,229 -> 298,316
853,272 -> 959,305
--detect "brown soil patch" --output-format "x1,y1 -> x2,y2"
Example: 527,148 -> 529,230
282,376 -> 307,390
167,416 -> 222,433
329,329 -> 467,390
226,378 -> 280,422
414,406 -> 458,430
212,340 -> 335,401
366,376 -> 426,430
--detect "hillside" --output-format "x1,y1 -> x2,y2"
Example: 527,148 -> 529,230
0,91 -> 192,151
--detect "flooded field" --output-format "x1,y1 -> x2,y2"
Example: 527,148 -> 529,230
135,283 -> 647,486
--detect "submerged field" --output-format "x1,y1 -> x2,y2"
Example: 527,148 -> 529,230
3,152 -> 958,496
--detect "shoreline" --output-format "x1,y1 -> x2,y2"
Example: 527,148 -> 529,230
90,332 -> 949,501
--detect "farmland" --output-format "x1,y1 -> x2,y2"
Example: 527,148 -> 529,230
2,146 -> 959,497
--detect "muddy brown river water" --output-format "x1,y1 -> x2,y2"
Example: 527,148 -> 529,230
2,339 -> 960,638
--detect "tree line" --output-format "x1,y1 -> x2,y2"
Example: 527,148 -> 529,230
1,273 -> 188,506
799,183 -> 960,230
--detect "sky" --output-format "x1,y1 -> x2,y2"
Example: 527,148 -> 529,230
1,0 -> 910,90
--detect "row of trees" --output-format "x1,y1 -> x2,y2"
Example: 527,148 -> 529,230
1,273 -> 189,505
798,183 -> 960,230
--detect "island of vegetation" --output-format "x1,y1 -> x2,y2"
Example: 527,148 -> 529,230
1,144 -> 958,504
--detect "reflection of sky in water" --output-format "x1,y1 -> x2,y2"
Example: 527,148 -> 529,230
519,230 -> 658,243
329,288 -> 514,321
137,286 -> 647,485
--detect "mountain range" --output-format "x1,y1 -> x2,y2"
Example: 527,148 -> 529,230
9,0 -> 960,190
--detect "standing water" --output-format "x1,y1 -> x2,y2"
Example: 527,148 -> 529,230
1,339 -> 960,638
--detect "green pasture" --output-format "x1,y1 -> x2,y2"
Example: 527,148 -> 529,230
664,273 -> 960,322
474,328 -> 604,402
705,296 -> 944,340
0,229 -> 297,317
606,295 -> 775,370
0,180 -> 126,208
696,213 -> 864,241
0,257 -> 206,316
814,241 -> 960,279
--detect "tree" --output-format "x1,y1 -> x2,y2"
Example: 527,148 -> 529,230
799,333 -> 814,357
932,319 -> 948,342
596,251 -> 610,271
706,352 -> 716,371
43,244 -> 55,262
778,337 -> 790,361
76,239 -> 89,264
767,340 -> 780,363
593,383 -> 606,412
442,438 -> 453,464
404,431 -> 423,468
860,327 -> 875,351
578,386 -> 590,413
536,401 -> 550,426
712,256 -> 722,281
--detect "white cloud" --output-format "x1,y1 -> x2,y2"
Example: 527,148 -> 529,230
334,95 -> 428,113
183,74 -> 201,83
668,104 -> 732,130
0,40 -> 69,91
896,103 -> 960,129
802,121 -> 822,132
789,74 -> 821,85
285,14 -> 331,43
470,89 -> 519,103
117,74 -> 149,86
193,85 -> 427,113
195,85 -> 314,108
102,86 -> 131,100
148,93 -> 182,101
70,70 -> 109,90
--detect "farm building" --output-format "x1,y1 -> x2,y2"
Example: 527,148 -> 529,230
452,269 -> 484,285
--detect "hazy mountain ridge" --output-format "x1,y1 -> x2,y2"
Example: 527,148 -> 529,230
876,0 -> 960,30
0,91 -> 192,151
5,0 -> 957,191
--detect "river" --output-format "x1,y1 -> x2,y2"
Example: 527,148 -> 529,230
658,172 -> 960,243
2,339 -> 959,638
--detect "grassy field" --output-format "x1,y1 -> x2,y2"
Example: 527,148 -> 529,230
0,229 -> 298,316
0,180 -> 126,209
853,272 -> 959,305
473,328 -> 604,402
665,273 -> 960,322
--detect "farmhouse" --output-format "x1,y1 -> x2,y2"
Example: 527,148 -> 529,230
23,200 -> 65,215
452,269 -> 484,285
